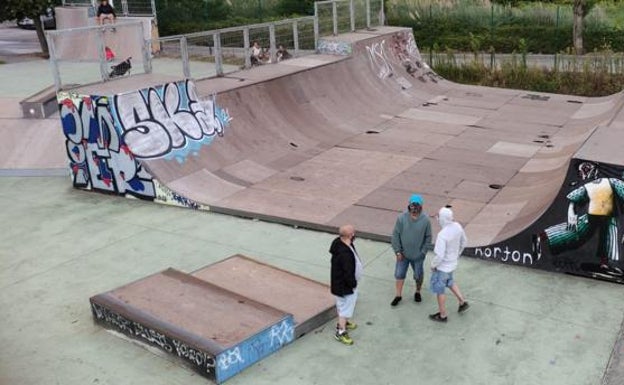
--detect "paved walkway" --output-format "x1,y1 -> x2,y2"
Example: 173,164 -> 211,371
0,176 -> 622,385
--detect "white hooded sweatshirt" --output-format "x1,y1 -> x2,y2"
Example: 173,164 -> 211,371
431,207 -> 467,273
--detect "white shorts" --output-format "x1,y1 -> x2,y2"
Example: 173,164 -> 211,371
335,290 -> 358,318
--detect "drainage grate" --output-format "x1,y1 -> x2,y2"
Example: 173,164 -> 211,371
366,130 -> 380,134
489,184 -> 504,190
289,142 -> 298,148
290,176 -> 305,182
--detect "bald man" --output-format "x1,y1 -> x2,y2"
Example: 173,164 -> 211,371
330,224 -> 363,345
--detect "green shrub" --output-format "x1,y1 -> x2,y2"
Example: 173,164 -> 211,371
432,52 -> 624,96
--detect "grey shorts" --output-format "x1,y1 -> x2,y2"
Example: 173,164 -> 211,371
335,290 -> 358,318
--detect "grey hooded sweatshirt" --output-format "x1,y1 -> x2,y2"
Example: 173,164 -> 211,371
391,211 -> 432,261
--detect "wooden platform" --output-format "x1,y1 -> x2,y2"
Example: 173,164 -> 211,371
192,255 -> 335,338
90,255 -> 336,382
90,268 -> 295,383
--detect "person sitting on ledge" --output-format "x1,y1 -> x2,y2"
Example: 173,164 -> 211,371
250,41 -> 270,66
97,0 -> 117,25
277,45 -> 292,62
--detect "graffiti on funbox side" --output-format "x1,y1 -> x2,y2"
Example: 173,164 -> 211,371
91,302 -> 217,377
59,95 -> 156,200
113,80 -> 232,164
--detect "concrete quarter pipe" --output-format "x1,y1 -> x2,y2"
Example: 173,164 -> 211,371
56,26 -> 624,283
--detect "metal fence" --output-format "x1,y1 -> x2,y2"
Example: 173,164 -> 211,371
315,0 -> 385,36
46,21 -> 151,90
47,0 -> 384,91
151,17 -> 317,80
61,0 -> 156,17
429,51 -> 624,75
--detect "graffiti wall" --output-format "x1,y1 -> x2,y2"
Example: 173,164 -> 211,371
57,79 -> 232,209
91,300 -> 294,383
317,39 -> 353,56
59,94 -> 156,200
465,159 -> 624,284
113,80 -> 231,164
362,30 -> 440,87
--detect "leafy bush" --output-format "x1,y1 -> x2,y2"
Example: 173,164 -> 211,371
432,51 -> 624,96
387,0 -> 624,53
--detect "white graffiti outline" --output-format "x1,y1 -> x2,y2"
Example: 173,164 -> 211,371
270,320 -> 294,347
218,347 -> 244,371
366,40 -> 393,79
114,80 -> 231,160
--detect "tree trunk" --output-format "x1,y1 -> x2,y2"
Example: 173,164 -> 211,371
573,0 -> 584,55
34,16 -> 50,58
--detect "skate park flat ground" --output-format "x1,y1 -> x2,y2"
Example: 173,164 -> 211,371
1,24 -> 624,384
1,176 -> 623,385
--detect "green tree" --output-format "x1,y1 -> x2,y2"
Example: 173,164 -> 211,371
570,0 -> 598,54
493,0 -> 598,54
156,0 -> 231,35
275,0 -> 315,16
0,0 -> 60,57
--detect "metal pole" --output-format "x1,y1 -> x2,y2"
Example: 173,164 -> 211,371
180,36 -> 190,78
332,1 -> 338,36
121,0 -> 129,17
380,0 -> 385,25
47,33 -> 62,92
143,39 -> 152,74
293,20 -> 299,57
314,2 -> 319,50
213,33 -> 223,76
350,0 -> 355,32
137,21 -> 151,75
243,27 -> 251,69
490,4 -> 494,43
269,24 -> 276,63
151,0 -> 157,17
366,0 -> 371,29
96,28 -> 109,81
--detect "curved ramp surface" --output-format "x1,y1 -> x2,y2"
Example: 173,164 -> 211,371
57,27 -> 624,282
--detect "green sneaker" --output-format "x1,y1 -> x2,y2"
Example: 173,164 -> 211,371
335,331 -> 354,345
346,321 -> 357,330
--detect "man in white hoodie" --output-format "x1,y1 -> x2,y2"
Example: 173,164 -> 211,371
429,207 -> 470,322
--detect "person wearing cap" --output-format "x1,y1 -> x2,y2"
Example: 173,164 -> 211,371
429,207 -> 470,322
390,194 -> 432,306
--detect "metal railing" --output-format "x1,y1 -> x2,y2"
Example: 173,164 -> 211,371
151,16 -> 316,79
47,0 -> 384,91
61,0 -> 156,17
315,0 -> 384,36
46,21 -> 150,91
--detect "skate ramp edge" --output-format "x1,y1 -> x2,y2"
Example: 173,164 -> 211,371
465,100 -> 624,284
56,26 -> 624,285
90,267 -> 295,383
90,255 -> 334,382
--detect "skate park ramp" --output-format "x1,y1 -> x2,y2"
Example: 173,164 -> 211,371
57,26 -> 624,282
90,267 -> 295,384
90,254 -> 334,383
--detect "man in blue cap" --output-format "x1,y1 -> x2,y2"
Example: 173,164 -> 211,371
390,194 -> 432,306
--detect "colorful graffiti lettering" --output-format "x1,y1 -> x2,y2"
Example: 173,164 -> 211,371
59,95 -> 156,199
114,80 -> 232,164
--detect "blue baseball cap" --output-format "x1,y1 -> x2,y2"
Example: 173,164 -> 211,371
409,194 -> 423,206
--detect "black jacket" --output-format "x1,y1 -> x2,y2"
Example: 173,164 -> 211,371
330,237 -> 357,296
97,4 -> 116,16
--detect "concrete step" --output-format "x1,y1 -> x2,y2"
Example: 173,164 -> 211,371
90,268 -> 295,383
191,254 -> 335,338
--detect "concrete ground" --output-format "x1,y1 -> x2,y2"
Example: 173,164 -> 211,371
1,176 -> 623,385
1,22 -> 623,385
